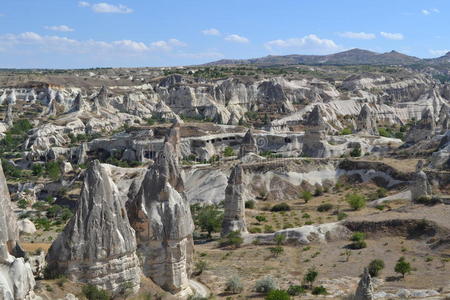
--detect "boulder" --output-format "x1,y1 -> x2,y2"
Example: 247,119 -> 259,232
221,164 -> 247,236
356,104 -> 378,135
411,170 -> 432,202
46,160 -> 141,296
17,219 -> 36,235
406,108 -> 436,143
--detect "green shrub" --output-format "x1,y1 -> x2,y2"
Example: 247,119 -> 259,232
301,191 -> 312,203
223,146 -> 235,157
368,259 -> 385,277
264,225 -> 275,233
311,286 -> 327,295
82,284 -> 111,300
340,128 -> 352,135
271,203 -> 291,212
337,212 -> 348,220
287,285 -> 305,296
269,246 -> 284,257
194,205 -> 223,238
245,200 -> 256,209
225,276 -> 243,294
194,260 -> 207,275
346,193 -> 366,210
350,146 -> 362,157
395,257 -> 412,278
303,267 -> 318,289
45,161 -> 61,181
351,232 -> 365,242
17,199 -> 29,209
314,187 -> 323,196
255,276 -> 278,294
220,231 -> 243,248
255,215 -> 267,222
349,232 -> 367,249
317,203 -> 333,212
32,164 -> 44,176
265,290 -> 290,300
249,227 -> 262,233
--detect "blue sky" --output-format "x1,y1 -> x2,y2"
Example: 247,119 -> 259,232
0,0 -> 449,68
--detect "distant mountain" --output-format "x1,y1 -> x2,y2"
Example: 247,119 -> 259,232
206,48 -> 423,67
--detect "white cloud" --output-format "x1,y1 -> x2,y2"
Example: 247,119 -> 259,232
78,1 -> 90,7
429,49 -> 449,56
44,25 -> 75,32
225,34 -> 249,44
264,34 -> 340,54
380,32 -> 404,40
338,32 -> 376,40
422,8 -> 439,15
79,2 -> 133,14
0,32 -> 186,55
202,28 -> 221,36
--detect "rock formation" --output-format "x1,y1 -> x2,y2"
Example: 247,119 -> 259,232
302,105 -> 331,158
356,104 -> 378,135
95,86 -> 109,107
46,99 -> 58,116
406,108 -> 436,143
5,103 -> 14,127
354,268 -> 375,300
0,163 -> 36,300
127,122 -> 194,295
238,129 -> 258,158
221,164 -> 247,236
46,160 -> 141,295
411,169 -> 432,202
70,93 -> 89,112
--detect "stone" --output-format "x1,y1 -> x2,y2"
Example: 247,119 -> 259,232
411,170 -> 432,202
406,108 -> 436,143
127,122 -> 194,295
28,251 -> 46,279
70,93 -> 89,112
46,160 -> 141,296
46,99 -> 58,116
221,164 -> 247,236
356,104 -> 378,135
0,163 -> 36,300
302,106 -> 331,158
238,129 -> 258,158
17,219 -> 36,235
354,268 -> 375,300
4,103 -> 14,127
95,86 -> 109,107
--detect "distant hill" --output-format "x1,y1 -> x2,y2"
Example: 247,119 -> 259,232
205,48 -> 425,67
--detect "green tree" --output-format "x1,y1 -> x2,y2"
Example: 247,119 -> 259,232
82,284 -> 110,300
346,193 -> 366,210
45,161 -> 61,181
395,257 -> 412,278
301,191 -> 312,203
265,290 -> 290,300
368,259 -> 385,277
220,231 -> 244,248
303,267 -> 318,289
196,206 -> 223,238
223,146 -> 235,157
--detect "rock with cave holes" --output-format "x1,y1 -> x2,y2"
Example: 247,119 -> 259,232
238,128 -> 258,158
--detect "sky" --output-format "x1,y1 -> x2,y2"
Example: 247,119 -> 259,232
0,0 -> 449,69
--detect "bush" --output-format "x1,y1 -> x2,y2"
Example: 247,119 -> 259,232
395,257 -> 412,278
32,164 -> 44,176
314,187 -> 323,196
82,284 -> 111,300
223,146 -> 235,157
337,212 -> 348,220
249,227 -> 262,233
340,128 -> 352,135
269,246 -> 284,257
301,191 -> 312,203
264,225 -> 275,233
225,276 -> 243,294
194,205 -> 223,238
245,200 -> 256,209
346,193 -> 366,210
368,259 -> 385,277
265,290 -> 291,300
17,199 -> 29,209
194,260 -> 207,275
255,276 -> 278,294
255,215 -> 267,222
220,231 -> 243,248
303,267 -> 318,288
271,203 -> 291,212
287,285 -> 305,296
351,232 -> 365,242
350,146 -> 362,157
317,203 -> 333,212
45,161 -> 61,181
311,286 -> 327,295
349,232 -> 367,249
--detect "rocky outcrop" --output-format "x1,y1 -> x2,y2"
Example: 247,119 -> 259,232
302,106 -> 331,158
238,129 -> 258,158
354,268 -> 375,300
127,122 -> 194,295
406,108 -> 436,144
46,160 -> 141,296
356,104 -> 378,135
5,103 -> 14,127
0,163 -> 36,300
411,170 -> 431,202
221,164 -> 247,236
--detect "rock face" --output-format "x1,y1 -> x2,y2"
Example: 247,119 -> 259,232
356,104 -> 378,135
0,164 -> 36,300
127,122 -> 194,295
4,103 -> 14,127
46,160 -> 141,296
406,108 -> 436,143
221,164 -> 247,236
411,170 -> 432,202
302,106 -> 331,158
238,129 -> 258,158
354,268 -> 375,300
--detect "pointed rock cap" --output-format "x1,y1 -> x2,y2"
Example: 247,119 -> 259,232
96,86 -> 109,107
228,164 -> 244,185
242,128 -> 257,145
306,105 -> 327,128
354,267 -> 375,300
